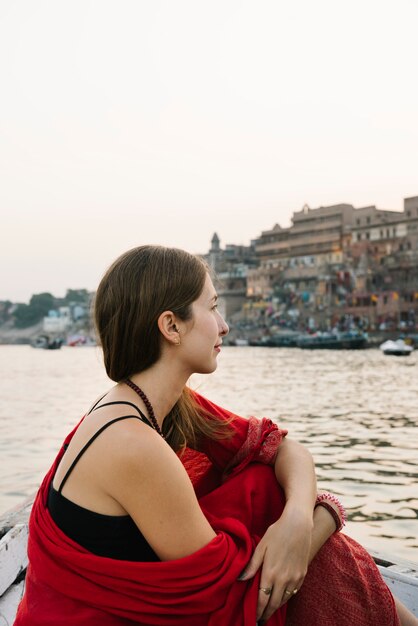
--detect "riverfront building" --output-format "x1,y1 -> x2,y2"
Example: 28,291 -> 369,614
346,197 -> 418,329
208,195 -> 418,331
202,233 -> 258,319
248,203 -> 354,305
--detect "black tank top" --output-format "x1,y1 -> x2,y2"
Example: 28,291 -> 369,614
47,398 -> 159,562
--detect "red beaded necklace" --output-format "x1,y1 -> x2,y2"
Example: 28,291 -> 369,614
124,378 -> 165,439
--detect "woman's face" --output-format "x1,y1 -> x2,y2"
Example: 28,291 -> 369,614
179,273 -> 229,375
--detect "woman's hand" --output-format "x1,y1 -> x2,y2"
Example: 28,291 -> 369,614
238,505 -> 313,623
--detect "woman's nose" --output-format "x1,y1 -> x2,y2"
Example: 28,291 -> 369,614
220,318 -> 229,336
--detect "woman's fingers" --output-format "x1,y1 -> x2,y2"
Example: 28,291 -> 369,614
257,581 -> 288,621
256,583 -> 274,621
237,543 -> 265,581
279,584 -> 299,606
237,519 -> 309,621
258,579 -> 303,621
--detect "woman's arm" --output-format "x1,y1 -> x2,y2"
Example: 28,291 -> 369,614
239,438 -> 337,623
101,420 -> 217,561
274,437 -> 317,513
309,505 -> 338,562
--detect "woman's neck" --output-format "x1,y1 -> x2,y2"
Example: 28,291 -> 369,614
128,362 -> 189,428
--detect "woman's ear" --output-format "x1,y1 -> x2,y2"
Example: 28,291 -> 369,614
157,311 -> 181,346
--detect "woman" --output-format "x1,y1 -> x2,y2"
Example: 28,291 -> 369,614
15,246 -> 416,626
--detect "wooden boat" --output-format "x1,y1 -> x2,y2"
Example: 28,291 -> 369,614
297,331 -> 368,350
1,498 -> 417,621
250,331 -> 301,348
31,334 -> 63,350
0,498 -> 32,624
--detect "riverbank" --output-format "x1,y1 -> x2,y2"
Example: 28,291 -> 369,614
224,325 -> 415,349
0,321 -> 94,346
0,321 -> 44,345
0,321 -> 412,351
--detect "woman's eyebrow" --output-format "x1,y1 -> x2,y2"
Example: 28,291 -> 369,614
210,294 -> 218,302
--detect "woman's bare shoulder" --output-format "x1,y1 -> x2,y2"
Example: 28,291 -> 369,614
104,425 -> 217,561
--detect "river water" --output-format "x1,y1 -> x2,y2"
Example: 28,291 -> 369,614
0,345 -> 417,562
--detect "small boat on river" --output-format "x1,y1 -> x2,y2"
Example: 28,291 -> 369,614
31,335 -> 63,350
228,338 -> 250,346
250,330 -> 301,347
297,331 -> 368,350
0,497 -> 417,621
379,339 -> 414,357
67,334 -> 97,347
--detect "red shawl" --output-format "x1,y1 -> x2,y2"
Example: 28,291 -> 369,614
14,393 -> 400,626
14,393 -> 288,626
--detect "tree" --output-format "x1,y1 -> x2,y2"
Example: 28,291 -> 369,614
64,289 -> 90,304
29,292 -> 55,313
0,300 -> 12,324
13,303 -> 42,328
13,292 -> 55,328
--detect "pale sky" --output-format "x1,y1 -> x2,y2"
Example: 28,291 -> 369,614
1,0 -> 417,303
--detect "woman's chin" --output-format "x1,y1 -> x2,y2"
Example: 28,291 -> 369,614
195,361 -> 218,375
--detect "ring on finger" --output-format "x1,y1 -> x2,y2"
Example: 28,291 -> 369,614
259,586 -> 273,596
285,588 -> 298,596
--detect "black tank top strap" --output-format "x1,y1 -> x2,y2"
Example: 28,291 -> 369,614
90,400 -> 150,424
87,393 -> 108,415
58,411 -> 152,493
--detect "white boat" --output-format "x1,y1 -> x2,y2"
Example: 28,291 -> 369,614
234,338 -> 250,346
379,339 -> 414,356
0,498 -> 417,621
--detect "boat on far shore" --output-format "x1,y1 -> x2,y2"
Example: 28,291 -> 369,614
379,339 -> 414,357
249,330 -> 301,347
227,338 -> 250,346
67,334 -> 97,347
31,335 -> 63,350
296,330 -> 368,350
224,329 -> 418,352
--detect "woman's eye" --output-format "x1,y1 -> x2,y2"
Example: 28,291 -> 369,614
212,304 -> 218,310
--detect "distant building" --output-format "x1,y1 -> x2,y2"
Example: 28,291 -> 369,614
344,197 -> 418,326
249,203 -> 355,301
43,307 -> 71,334
201,195 -> 418,329
249,198 -> 418,304
200,234 -> 257,319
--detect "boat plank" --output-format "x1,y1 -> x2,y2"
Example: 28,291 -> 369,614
0,580 -> 25,625
0,497 -> 33,532
0,524 -> 28,596
377,566 -> 418,616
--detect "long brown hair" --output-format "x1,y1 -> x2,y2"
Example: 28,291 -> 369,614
94,245 -> 232,451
